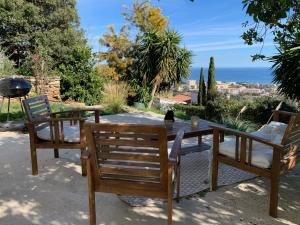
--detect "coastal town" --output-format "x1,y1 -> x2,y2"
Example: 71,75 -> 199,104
159,80 -> 278,105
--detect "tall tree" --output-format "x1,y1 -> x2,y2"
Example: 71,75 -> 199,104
242,0 -> 300,60
242,0 -> 300,101
0,0 -> 86,69
271,46 -> 300,101
207,57 -> 217,102
133,30 -> 192,108
197,67 -> 206,106
98,25 -> 134,80
123,0 -> 168,33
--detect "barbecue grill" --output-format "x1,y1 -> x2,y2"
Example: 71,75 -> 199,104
0,76 -> 32,121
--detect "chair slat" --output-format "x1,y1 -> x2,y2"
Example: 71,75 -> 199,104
98,132 -> 159,141
99,146 -> 159,154
99,173 -> 161,183
235,136 -> 239,160
240,137 -> 247,164
99,166 -> 160,177
29,104 -> 50,113
96,138 -> 161,148
101,160 -> 160,168
248,139 -> 253,165
98,152 -> 160,162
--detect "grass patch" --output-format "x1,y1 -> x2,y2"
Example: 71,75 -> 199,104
0,102 -> 24,122
0,102 -> 86,122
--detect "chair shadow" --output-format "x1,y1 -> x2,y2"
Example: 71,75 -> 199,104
0,132 -> 299,225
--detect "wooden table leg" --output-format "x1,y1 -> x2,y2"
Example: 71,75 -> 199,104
198,135 -> 202,145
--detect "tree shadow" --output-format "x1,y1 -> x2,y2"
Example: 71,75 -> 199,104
0,132 -> 299,225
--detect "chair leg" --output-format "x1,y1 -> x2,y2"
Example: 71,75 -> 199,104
211,157 -> 219,191
269,176 -> 279,217
167,166 -> 173,225
87,159 -> 96,225
30,146 -> 38,175
54,148 -> 59,158
89,190 -> 96,225
167,191 -> 173,225
81,148 -> 87,176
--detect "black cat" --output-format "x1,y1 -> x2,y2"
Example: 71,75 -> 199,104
164,110 -> 175,122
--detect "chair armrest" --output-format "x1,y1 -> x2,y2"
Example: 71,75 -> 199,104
51,108 -> 100,116
51,108 -> 100,123
169,128 -> 185,164
28,117 -> 85,125
210,124 -> 284,150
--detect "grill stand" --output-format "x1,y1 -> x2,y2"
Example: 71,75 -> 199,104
0,96 -> 27,121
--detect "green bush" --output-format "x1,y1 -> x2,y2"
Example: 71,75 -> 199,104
172,104 -> 206,118
60,47 -> 103,105
220,116 -> 251,132
171,97 -> 298,127
242,97 -> 298,125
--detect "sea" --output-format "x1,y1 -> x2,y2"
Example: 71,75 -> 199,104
188,67 -> 273,84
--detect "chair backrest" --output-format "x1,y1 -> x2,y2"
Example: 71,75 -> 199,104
281,114 -> 300,169
22,95 -> 52,122
282,115 -> 300,145
85,123 -> 169,196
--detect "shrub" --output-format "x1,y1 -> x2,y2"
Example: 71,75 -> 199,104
102,81 -> 129,114
128,80 -> 151,105
172,104 -> 206,118
60,47 -> 103,105
242,97 -> 298,125
220,116 -> 251,132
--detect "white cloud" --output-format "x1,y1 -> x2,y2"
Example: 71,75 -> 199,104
187,40 -> 274,52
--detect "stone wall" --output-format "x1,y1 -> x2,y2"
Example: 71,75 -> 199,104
24,76 -> 61,101
0,75 -> 61,101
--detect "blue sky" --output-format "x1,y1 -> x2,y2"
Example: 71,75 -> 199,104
77,0 -> 276,68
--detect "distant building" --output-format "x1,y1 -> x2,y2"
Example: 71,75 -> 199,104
159,94 -> 191,106
187,80 -> 198,90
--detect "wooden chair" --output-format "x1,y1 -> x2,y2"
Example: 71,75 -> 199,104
83,123 -> 184,225
22,95 -> 100,176
210,110 -> 300,217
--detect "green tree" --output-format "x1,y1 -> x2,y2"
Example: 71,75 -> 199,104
98,25 -> 134,80
60,47 -> 103,105
133,30 -> 192,108
241,0 -> 300,101
0,0 -> 86,69
242,0 -> 299,59
207,57 -> 217,101
197,67 -> 206,106
99,0 -> 168,81
271,46 -> 300,101
123,0 -> 168,33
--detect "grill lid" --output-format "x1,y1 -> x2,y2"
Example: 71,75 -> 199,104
0,76 -> 32,98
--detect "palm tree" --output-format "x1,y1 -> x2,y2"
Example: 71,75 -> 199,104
134,29 -> 192,108
271,46 -> 300,101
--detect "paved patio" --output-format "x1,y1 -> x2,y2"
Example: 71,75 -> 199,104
0,112 -> 299,225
